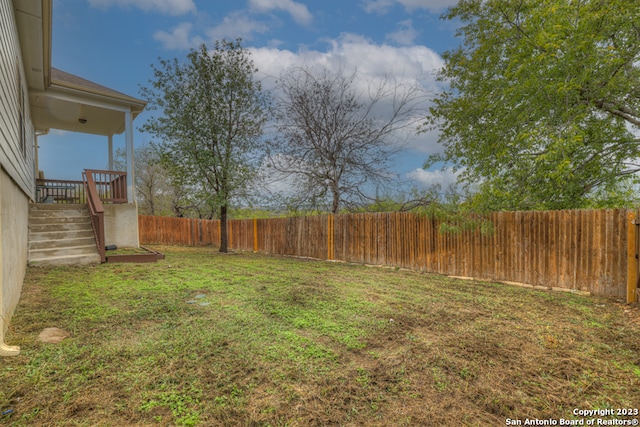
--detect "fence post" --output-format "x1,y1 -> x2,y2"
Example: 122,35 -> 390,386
327,214 -> 334,261
627,210 -> 638,304
253,218 -> 258,252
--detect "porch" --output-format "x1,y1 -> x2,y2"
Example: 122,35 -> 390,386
29,170 -> 148,264
28,68 -> 153,264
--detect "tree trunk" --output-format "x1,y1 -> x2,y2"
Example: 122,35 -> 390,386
219,204 -> 228,253
148,195 -> 155,216
331,189 -> 340,214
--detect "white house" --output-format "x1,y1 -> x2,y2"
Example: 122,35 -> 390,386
1,0 -> 146,356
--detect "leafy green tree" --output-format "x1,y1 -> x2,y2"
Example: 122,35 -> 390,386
426,0 -> 640,210
140,40 -> 269,251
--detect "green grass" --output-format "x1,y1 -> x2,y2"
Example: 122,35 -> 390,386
1,246 -> 640,426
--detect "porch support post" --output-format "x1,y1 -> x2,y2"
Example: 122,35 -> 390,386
124,109 -> 135,203
34,134 -> 39,179
108,134 -> 114,171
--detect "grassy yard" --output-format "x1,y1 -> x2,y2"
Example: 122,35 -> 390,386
2,246 -> 640,426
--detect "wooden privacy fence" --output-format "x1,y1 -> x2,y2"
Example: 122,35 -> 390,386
139,209 -> 639,301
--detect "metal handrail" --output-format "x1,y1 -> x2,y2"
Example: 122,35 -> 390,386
82,171 -> 106,263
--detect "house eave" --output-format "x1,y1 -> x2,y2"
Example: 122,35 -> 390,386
13,0 -> 51,92
50,67 -> 147,111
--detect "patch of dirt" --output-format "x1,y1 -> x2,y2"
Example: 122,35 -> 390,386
37,327 -> 69,343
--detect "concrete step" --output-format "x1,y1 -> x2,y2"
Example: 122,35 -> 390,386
28,252 -> 102,266
28,229 -> 95,242
29,222 -> 93,232
29,236 -> 97,251
29,204 -> 89,220
29,209 -> 90,218
28,244 -> 99,260
29,203 -> 88,210
29,216 -> 92,225
28,203 -> 101,266
30,203 -> 86,210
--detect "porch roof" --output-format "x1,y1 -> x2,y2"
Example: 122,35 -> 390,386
30,68 -> 146,136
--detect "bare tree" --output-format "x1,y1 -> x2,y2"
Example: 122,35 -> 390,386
268,66 -> 427,214
114,144 -> 175,216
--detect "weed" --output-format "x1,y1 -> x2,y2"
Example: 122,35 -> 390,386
140,388 -> 201,427
431,367 -> 448,392
356,368 -> 370,388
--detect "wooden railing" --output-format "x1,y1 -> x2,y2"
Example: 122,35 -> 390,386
82,169 -> 127,204
82,171 -> 106,263
36,170 -> 127,205
36,178 -> 86,204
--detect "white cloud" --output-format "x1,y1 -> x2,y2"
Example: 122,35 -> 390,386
403,125 -> 441,154
248,0 -> 313,26
386,19 -> 419,46
251,33 -> 444,93
361,0 -> 457,14
205,12 -> 270,43
397,0 -> 457,12
87,0 -> 196,15
154,13 -> 272,50
266,39 -> 286,49
406,167 -> 459,188
361,0 -> 394,14
154,22 -> 203,50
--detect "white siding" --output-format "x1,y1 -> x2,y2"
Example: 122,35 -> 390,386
0,0 -> 35,200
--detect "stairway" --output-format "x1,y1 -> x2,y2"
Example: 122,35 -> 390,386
28,204 -> 101,266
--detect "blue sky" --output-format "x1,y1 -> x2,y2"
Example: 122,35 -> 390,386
40,0 -> 461,191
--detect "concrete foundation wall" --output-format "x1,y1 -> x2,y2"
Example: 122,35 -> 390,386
0,168 -> 29,335
104,203 -> 139,248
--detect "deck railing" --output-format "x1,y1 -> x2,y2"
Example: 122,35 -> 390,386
36,170 -> 127,205
82,171 -> 106,263
36,178 -> 86,204
83,169 -> 128,204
